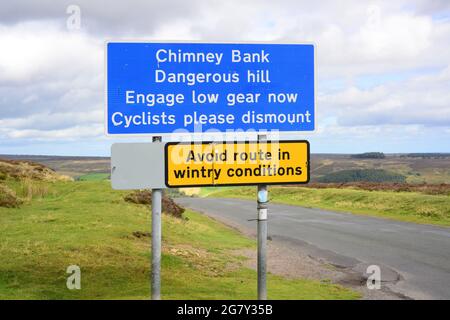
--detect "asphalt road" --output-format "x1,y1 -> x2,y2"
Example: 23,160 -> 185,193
177,197 -> 450,299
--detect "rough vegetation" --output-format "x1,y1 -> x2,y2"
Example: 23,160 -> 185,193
0,159 -> 71,207
0,159 -> 72,182
300,182 -> 450,196
0,159 -> 71,208
317,169 -> 406,183
0,154 -> 110,178
0,184 -> 22,208
124,190 -> 185,218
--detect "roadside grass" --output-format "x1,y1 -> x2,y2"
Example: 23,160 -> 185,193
0,180 -> 359,300
2,178 -> 58,203
77,173 -> 110,181
206,186 -> 450,227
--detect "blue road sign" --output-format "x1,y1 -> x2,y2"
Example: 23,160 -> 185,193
106,42 -> 315,136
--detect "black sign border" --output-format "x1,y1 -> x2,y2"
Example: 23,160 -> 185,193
164,140 -> 310,188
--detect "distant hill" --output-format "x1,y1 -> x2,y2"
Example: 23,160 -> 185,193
311,153 -> 450,184
1,152 -> 449,184
0,154 -> 109,161
351,152 -> 385,159
401,153 -> 450,159
317,169 -> 406,183
0,154 -> 110,178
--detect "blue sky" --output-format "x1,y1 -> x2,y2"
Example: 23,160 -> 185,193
0,0 -> 449,156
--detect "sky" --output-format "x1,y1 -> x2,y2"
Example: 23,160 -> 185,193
0,0 -> 449,156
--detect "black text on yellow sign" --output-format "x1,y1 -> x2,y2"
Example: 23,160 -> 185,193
165,140 -> 310,187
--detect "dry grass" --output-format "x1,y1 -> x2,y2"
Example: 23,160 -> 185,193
16,179 -> 51,201
0,158 -> 72,182
295,182 -> 450,195
0,159 -> 71,207
124,190 -> 185,218
1,179 -> 54,207
179,187 -> 201,196
0,184 -> 22,208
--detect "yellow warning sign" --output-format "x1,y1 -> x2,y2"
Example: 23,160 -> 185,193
165,141 -> 309,187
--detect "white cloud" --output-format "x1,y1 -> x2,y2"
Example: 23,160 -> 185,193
2,125 -> 103,141
321,66 -> 450,127
0,20 -> 103,138
0,22 -> 101,84
0,0 -> 449,152
0,109 -> 102,131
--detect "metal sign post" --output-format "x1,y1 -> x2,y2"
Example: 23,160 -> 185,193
151,136 -> 162,300
257,134 -> 268,300
257,184 -> 268,300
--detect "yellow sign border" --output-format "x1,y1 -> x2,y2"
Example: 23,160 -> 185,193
164,140 -> 310,187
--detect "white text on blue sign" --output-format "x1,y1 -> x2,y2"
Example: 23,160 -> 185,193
106,42 -> 315,135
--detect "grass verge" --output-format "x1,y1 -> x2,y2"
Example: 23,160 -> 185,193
0,180 -> 359,299
77,173 -> 110,181
205,186 -> 450,227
